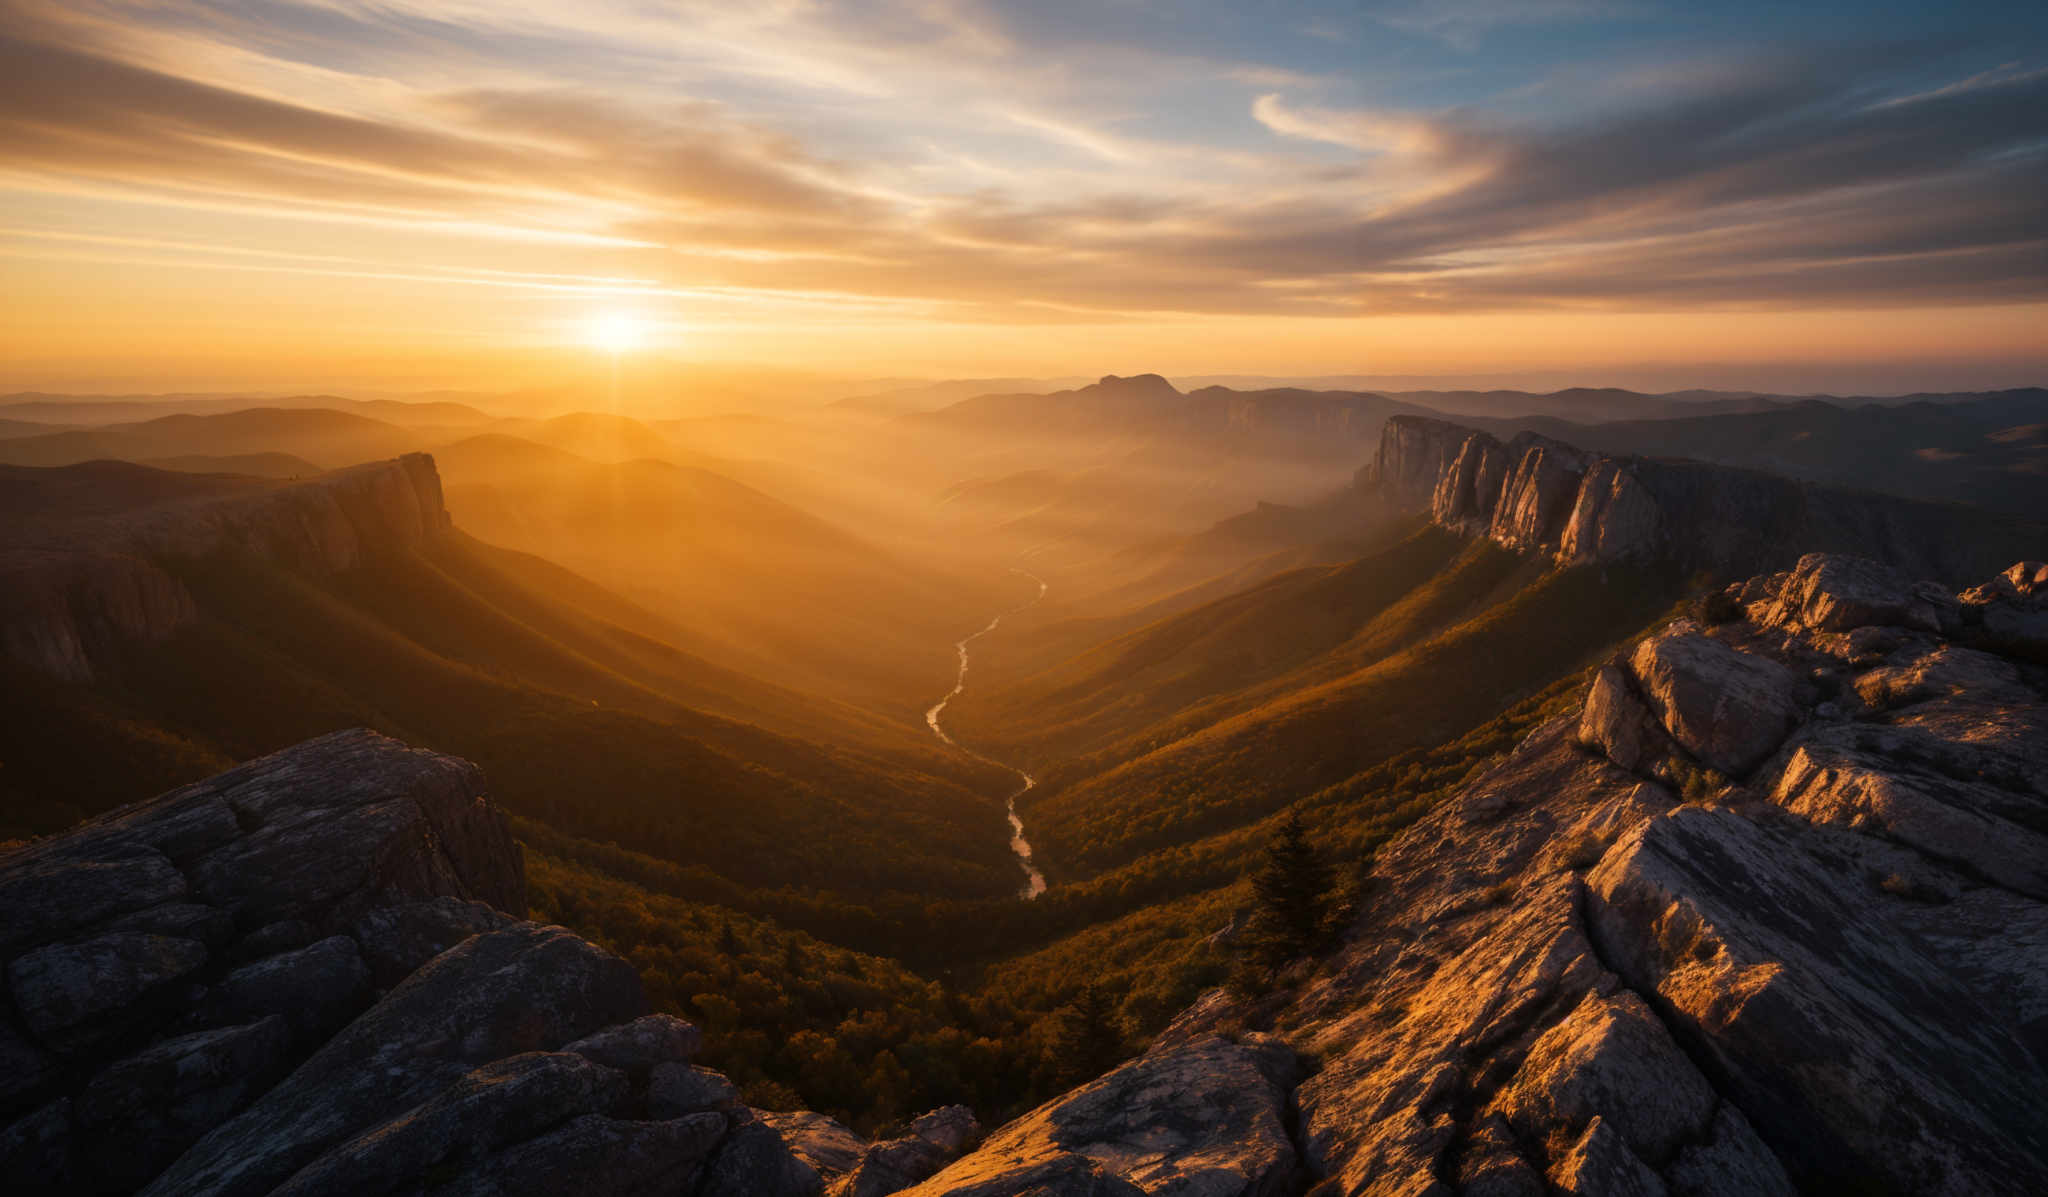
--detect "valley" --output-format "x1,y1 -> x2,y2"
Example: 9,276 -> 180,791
2,375 -> 2045,1193
10,6 -> 2047,1190
924,570 -> 1050,900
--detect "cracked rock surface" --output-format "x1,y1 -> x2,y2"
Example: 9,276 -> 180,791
1107,552 -> 2048,1195
0,729 -> 974,1197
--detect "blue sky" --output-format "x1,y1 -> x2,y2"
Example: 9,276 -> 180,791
0,0 -> 2042,385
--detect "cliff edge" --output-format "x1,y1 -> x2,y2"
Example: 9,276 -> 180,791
0,454 -> 449,682
1366,414 -> 2048,582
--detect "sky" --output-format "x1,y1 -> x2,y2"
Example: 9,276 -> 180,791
0,0 -> 2044,394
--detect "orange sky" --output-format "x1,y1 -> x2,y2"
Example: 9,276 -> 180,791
2,1 -> 2043,396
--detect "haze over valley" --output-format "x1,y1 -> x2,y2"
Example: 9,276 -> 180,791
3,1 -> 2047,1194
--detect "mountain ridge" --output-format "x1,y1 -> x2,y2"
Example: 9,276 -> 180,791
1369,413 -> 2048,582
1,455 -> 447,683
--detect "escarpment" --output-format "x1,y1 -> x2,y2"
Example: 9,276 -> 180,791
1059,552 -> 2044,1196
0,730 -> 983,1197
0,455 -> 450,683
1369,415 -> 2048,582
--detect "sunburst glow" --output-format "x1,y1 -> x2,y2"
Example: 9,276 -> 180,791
586,312 -> 646,353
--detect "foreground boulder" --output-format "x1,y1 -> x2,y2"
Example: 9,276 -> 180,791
0,730 -> 534,1191
901,1034 -> 1300,1196
763,1110 -> 870,1182
1623,629 -> 1800,776
145,923 -> 648,1196
0,736 -> 694,1194
837,1106 -> 982,1197
0,729 -> 1003,1197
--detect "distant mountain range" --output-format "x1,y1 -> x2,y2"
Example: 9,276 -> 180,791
5,372 -> 2048,1173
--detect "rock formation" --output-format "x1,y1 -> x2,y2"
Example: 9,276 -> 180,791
900,1034 -> 1299,1196
0,730 -> 975,1196
0,455 -> 450,682
1367,415 -> 2048,582
1018,551 -> 2043,1195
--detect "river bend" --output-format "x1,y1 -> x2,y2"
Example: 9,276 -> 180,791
925,571 -> 1048,899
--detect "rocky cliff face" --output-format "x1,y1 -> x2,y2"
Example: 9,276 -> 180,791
1368,415 -> 2047,582
914,553 -> 2046,1195
0,455 -> 449,682
0,729 -> 981,1197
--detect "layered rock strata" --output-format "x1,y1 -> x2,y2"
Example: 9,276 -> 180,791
0,454 -> 448,682
1368,415 -> 2047,581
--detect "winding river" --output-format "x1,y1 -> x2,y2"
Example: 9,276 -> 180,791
925,570 -> 1049,899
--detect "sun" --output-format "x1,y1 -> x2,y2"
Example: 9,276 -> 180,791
585,311 -> 646,353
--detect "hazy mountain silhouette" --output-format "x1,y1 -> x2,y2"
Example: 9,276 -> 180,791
0,407 -> 422,470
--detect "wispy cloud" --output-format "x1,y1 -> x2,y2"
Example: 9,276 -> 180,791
0,0 -> 2042,336
1370,0 -> 1632,49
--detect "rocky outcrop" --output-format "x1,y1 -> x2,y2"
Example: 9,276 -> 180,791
0,728 -> 994,1197
0,454 -> 449,682
1144,552 -> 2048,1194
1365,415 -> 2048,582
0,548 -> 198,682
0,730 -> 527,1191
1489,436 -> 1592,553
1372,415 -> 1474,512
1621,631 -> 1800,777
764,1110 -> 871,1182
836,1106 -> 982,1197
902,1034 -> 1300,1197
1958,559 -> 2048,661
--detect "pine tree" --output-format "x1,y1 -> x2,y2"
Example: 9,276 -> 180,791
1052,983 -> 1126,1082
1247,808 -> 1334,971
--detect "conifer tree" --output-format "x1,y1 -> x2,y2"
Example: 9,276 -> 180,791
1248,808 -> 1334,970
1052,982 -> 1126,1082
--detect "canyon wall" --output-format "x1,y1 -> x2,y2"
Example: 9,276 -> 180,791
1367,415 -> 2048,582
0,454 -> 449,683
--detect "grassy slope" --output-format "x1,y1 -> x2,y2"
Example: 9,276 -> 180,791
348,530 -> 974,762
0,660 -> 231,839
955,525 -> 1469,761
432,433 -> 1000,713
1011,551 -> 1678,877
21,541 -> 1018,901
